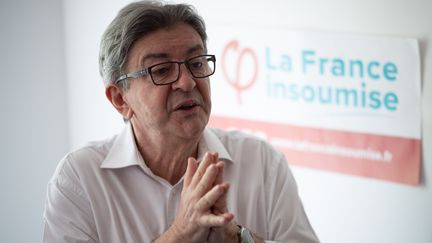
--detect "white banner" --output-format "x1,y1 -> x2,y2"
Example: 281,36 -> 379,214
207,25 -> 421,184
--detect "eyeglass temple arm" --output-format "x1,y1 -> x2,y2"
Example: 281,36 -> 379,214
116,69 -> 150,84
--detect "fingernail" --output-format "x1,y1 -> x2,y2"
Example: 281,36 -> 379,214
188,157 -> 196,164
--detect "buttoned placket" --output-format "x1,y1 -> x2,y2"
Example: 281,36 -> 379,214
137,162 -> 184,229
166,181 -> 183,225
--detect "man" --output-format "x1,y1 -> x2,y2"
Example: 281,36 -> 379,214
43,1 -> 319,242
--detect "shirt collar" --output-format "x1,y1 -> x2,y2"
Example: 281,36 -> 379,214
198,128 -> 233,163
101,122 -> 143,169
101,123 -> 234,169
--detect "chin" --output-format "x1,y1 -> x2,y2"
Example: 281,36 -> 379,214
179,119 -> 208,139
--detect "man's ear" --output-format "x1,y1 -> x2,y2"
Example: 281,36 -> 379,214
105,84 -> 134,119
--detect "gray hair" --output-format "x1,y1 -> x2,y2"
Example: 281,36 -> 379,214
99,0 -> 208,86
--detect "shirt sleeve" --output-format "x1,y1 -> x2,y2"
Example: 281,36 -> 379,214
265,151 -> 320,243
43,156 -> 98,243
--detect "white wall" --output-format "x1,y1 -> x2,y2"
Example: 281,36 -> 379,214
64,0 -> 432,243
0,0 -> 69,242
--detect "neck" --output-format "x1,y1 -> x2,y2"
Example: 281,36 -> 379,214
131,124 -> 200,185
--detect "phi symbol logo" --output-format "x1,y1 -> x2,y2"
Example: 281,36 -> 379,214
221,40 -> 258,105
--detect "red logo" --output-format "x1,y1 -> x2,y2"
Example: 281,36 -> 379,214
221,40 -> 258,104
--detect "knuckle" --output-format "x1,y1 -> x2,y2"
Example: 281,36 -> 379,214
199,197 -> 212,211
197,181 -> 208,192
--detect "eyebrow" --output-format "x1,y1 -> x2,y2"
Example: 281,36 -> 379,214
140,44 -> 205,66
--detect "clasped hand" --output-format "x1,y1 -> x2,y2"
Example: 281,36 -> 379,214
169,152 -> 236,243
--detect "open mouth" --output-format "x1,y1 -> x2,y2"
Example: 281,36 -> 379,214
178,103 -> 198,110
174,100 -> 199,111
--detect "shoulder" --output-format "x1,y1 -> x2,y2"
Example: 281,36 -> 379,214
49,135 -> 117,185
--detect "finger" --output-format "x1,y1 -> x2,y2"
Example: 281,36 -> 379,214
210,152 -> 223,185
195,164 -> 219,197
211,152 -> 219,162
184,157 -> 198,187
198,212 -> 234,227
190,152 -> 217,188
214,160 -> 225,186
213,182 -> 230,211
213,161 -> 227,212
196,182 -> 228,212
221,212 -> 234,222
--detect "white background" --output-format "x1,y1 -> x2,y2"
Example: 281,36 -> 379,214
1,0 -> 431,242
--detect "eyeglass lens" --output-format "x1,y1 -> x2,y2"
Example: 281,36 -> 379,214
150,55 -> 215,85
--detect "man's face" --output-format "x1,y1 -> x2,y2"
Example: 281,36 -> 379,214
122,23 -> 212,141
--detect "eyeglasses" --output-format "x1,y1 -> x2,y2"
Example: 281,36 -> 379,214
115,54 -> 216,86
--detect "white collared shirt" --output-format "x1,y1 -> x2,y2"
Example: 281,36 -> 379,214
43,123 -> 319,243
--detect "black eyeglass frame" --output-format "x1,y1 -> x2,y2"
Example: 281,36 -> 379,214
115,54 -> 216,86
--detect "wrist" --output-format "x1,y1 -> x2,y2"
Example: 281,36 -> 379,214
227,222 -> 241,243
162,222 -> 204,243
153,223 -> 186,243
236,225 -> 264,243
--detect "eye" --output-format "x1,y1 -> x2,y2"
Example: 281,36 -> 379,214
151,63 -> 173,77
189,59 -> 204,70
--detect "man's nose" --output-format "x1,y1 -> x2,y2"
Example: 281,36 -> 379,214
171,64 -> 196,91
